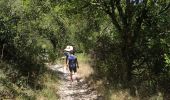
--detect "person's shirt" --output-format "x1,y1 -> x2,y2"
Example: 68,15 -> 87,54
68,54 -> 77,68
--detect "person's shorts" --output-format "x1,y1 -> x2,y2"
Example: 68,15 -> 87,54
69,66 -> 77,73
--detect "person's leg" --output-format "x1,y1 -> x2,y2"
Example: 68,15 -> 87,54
69,67 -> 73,82
70,71 -> 73,82
73,67 -> 79,82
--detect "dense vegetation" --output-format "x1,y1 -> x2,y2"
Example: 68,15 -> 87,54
58,0 -> 170,99
0,0 -> 68,99
0,0 -> 170,99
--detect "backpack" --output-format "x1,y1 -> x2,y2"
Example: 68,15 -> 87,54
68,55 -> 77,68
64,52 -> 69,57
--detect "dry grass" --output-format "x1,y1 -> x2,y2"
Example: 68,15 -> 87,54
110,90 -> 139,100
94,80 -> 164,100
77,53 -> 94,78
92,79 -> 139,100
77,62 -> 94,78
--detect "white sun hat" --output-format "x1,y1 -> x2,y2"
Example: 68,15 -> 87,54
64,45 -> 73,51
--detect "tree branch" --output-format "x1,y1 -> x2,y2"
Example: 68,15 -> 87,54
159,2 -> 170,15
125,0 -> 133,26
133,0 -> 148,42
115,0 -> 127,26
109,0 -> 122,32
91,0 -> 122,32
1,44 -> 5,61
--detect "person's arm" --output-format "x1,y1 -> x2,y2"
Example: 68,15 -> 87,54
76,58 -> 79,68
64,52 -> 68,65
66,57 -> 69,68
66,55 -> 68,64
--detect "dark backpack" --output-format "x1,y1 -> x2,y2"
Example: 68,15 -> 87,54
68,55 -> 77,68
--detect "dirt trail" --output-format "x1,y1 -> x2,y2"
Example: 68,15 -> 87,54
50,64 -> 102,100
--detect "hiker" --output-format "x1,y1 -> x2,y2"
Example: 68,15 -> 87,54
67,50 -> 79,82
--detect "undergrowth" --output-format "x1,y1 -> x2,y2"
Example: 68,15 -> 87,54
0,62 -> 59,100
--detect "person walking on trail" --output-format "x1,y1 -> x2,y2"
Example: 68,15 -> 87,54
67,50 -> 79,82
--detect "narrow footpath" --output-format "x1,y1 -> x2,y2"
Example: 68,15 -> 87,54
49,64 -> 103,100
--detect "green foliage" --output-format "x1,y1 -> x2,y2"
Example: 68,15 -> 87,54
0,62 -> 59,99
0,0 -> 170,99
59,0 -> 170,98
165,54 -> 170,67
0,0 -> 69,98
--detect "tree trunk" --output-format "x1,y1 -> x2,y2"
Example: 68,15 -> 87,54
121,29 -> 134,83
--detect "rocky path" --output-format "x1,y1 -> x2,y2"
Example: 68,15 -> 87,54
50,64 -> 102,100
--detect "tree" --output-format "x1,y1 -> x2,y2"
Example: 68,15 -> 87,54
59,0 -> 170,97
90,0 -> 170,83
0,0 -> 70,89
